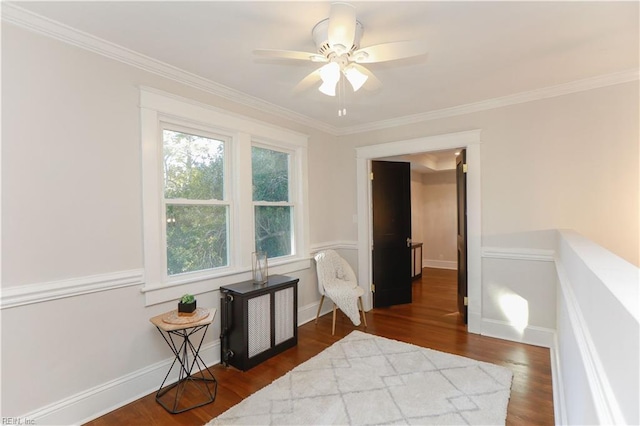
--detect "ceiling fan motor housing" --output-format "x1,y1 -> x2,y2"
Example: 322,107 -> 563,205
312,18 -> 364,57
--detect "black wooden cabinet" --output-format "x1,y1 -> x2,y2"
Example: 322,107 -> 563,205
220,275 -> 298,371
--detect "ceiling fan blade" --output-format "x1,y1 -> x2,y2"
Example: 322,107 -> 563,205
352,40 -> 427,63
293,68 -> 322,93
253,49 -> 326,62
328,2 -> 356,53
352,64 -> 382,91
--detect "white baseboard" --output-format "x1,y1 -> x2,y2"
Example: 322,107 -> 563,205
550,334 -> 567,426
298,299 -> 334,325
423,259 -> 457,270
481,318 -> 555,348
22,341 -> 221,425
467,311 -> 482,335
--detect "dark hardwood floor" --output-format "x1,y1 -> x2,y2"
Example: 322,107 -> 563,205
86,267 -> 554,425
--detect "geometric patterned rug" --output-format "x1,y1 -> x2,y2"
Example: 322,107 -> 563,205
208,330 -> 513,425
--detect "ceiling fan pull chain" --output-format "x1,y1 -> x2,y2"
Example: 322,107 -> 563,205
337,75 -> 342,116
338,74 -> 347,117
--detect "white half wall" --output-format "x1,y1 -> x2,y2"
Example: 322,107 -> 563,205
554,230 -> 639,425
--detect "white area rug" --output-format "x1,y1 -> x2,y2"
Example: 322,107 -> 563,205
208,331 -> 513,425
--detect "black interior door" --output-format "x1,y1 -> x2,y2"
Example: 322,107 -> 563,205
372,160 -> 412,308
456,150 -> 468,323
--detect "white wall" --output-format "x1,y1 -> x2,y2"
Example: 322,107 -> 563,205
421,171 -> 457,269
554,230 -> 639,425
0,23 -> 334,422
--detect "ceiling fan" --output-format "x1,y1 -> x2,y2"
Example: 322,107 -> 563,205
254,2 -> 427,98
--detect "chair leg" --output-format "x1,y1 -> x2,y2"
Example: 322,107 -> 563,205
358,297 -> 368,328
332,303 -> 337,335
315,295 -> 325,324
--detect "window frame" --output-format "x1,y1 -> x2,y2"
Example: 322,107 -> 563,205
140,87 -> 309,306
160,123 -> 233,279
252,141 -> 296,261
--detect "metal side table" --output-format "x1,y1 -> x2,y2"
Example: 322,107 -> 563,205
149,307 -> 218,414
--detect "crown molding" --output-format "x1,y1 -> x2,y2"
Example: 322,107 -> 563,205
339,68 -> 639,135
1,2 -> 339,135
3,2 -> 638,137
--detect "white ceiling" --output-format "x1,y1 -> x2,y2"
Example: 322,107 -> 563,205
8,1 -> 639,132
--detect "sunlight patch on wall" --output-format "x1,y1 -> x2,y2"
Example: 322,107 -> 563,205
499,292 -> 529,334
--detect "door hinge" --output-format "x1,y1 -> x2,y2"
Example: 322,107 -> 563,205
371,284 -> 375,293
370,172 -> 374,180
464,296 -> 468,306
463,163 -> 468,173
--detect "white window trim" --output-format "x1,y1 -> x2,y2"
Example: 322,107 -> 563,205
140,87 -> 310,306
252,141 -> 297,261
161,123 -> 233,278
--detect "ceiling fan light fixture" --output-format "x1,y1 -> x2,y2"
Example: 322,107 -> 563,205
318,62 -> 340,96
318,80 -> 338,96
344,66 -> 368,92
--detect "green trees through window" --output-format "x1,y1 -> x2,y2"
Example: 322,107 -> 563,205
163,130 -> 228,275
162,131 -> 295,276
252,146 -> 293,259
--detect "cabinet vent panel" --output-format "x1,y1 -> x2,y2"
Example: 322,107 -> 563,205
247,294 -> 271,358
274,287 -> 294,345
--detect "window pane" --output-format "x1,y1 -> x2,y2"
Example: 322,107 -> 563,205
166,205 -> 228,275
255,206 -> 292,258
163,129 -> 224,200
252,146 -> 289,202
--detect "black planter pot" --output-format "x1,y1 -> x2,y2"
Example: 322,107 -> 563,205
178,300 -> 196,314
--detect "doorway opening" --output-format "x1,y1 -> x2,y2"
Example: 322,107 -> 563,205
355,130 -> 482,334
375,148 -> 465,322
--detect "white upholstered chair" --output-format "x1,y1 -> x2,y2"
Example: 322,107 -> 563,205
314,249 -> 367,335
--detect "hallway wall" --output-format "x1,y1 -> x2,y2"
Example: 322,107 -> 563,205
421,170 -> 457,269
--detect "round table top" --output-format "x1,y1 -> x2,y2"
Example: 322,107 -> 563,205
150,307 -> 216,332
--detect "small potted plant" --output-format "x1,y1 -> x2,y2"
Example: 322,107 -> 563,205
178,293 -> 196,315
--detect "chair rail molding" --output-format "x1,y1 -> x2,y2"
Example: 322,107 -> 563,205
481,247 -> 555,262
0,269 -> 144,309
310,240 -> 358,254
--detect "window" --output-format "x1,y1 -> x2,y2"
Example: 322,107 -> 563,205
140,88 -> 309,305
252,145 -> 293,258
163,129 -> 229,275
